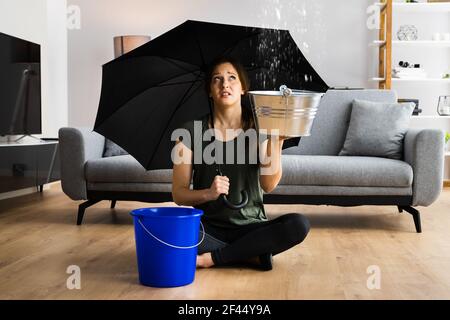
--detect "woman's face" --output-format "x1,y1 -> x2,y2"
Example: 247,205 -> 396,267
209,62 -> 244,109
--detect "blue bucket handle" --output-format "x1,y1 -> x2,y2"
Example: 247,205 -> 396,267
138,218 -> 205,250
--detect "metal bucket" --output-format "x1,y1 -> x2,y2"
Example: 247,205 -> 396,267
248,87 -> 324,137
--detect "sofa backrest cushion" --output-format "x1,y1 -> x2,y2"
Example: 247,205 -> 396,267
338,99 -> 414,159
283,89 -> 397,155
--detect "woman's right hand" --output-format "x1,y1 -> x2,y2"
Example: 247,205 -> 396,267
207,175 -> 229,201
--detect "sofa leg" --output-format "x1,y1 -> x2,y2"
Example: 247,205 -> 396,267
397,206 -> 403,213
77,200 -> 101,225
398,206 -> 422,233
111,200 -> 117,209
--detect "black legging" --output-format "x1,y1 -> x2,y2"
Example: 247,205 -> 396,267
197,213 -> 310,266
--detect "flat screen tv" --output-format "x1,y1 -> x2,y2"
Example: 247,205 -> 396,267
0,32 -> 41,136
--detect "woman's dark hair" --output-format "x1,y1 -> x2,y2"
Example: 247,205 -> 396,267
205,56 -> 255,131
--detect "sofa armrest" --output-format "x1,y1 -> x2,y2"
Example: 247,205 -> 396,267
404,128 -> 445,206
58,127 -> 105,200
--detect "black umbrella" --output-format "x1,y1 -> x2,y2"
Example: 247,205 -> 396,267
94,19 -> 328,208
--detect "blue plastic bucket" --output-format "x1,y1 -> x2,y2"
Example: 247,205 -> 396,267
130,207 -> 204,287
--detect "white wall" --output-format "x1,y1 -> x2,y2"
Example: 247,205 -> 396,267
0,0 -> 68,138
44,0 -> 68,138
67,0 -> 373,128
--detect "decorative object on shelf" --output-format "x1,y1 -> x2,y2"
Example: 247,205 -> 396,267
113,35 -> 151,58
432,33 -> 443,41
399,98 -> 422,115
443,73 -> 450,79
445,132 -> 450,152
393,62 -> 427,79
397,25 -> 418,41
399,61 -> 420,68
437,95 -> 450,116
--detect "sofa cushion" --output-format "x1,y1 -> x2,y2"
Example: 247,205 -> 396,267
85,155 -> 172,183
338,99 -> 414,159
283,89 -> 398,156
280,155 -> 413,187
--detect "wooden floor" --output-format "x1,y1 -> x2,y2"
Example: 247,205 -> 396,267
1,183 -> 450,300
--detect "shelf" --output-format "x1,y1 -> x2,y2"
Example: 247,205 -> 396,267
370,77 -> 450,83
394,40 -> 450,47
375,2 -> 387,10
393,78 -> 450,83
411,115 -> 450,119
371,40 -> 450,47
370,40 -> 387,47
393,2 -> 450,13
375,2 -> 450,12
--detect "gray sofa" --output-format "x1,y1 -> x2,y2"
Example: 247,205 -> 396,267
59,89 -> 445,232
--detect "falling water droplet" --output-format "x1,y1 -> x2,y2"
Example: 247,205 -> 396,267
275,8 -> 281,20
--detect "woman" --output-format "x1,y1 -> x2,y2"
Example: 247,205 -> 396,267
172,57 -> 310,271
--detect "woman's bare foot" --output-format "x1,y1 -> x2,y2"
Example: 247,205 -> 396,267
196,253 -> 215,268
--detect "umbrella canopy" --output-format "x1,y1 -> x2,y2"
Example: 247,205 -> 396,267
94,19 -> 328,170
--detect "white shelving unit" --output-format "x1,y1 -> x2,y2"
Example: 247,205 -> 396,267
371,1 -> 450,86
371,1 -> 450,182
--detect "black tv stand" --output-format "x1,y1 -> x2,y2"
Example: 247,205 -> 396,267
0,141 -> 60,195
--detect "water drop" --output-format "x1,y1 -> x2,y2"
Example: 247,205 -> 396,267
275,8 -> 281,20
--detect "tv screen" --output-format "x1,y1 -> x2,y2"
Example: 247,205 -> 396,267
0,32 -> 41,136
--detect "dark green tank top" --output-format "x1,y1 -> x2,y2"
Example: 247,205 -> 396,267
179,115 -> 267,228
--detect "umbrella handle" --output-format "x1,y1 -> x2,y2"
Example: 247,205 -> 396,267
220,190 -> 248,210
